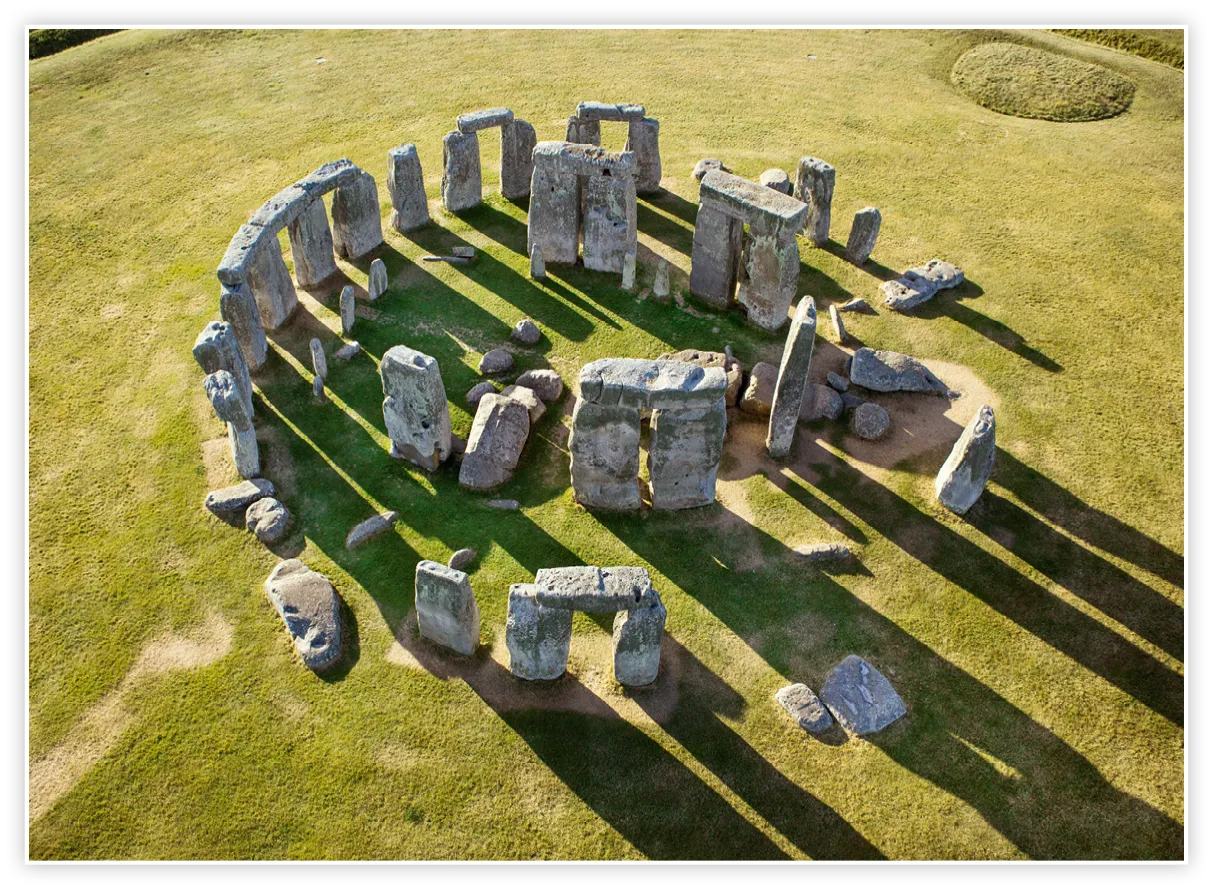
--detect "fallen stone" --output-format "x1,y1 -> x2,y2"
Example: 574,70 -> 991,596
849,347 -> 953,395
459,394 -> 530,490
447,547 -> 477,571
466,381 -> 497,406
511,318 -> 541,345
827,371 -> 849,392
692,158 -> 729,181
529,244 -> 546,279
415,560 -> 480,656
759,168 -> 793,195
309,338 -> 328,381
740,361 -> 777,416
339,285 -> 356,336
422,255 -> 472,264
246,497 -> 289,543
451,246 -> 476,259
613,593 -> 666,686
852,402 -> 890,440
841,391 -> 865,410
515,369 -> 564,403
793,156 -> 835,246
829,304 -> 847,342
312,375 -> 327,404
501,384 -> 546,424
657,349 -> 744,407
935,405 -> 996,515
205,478 -> 275,515
800,383 -> 844,421
381,345 -> 453,470
845,207 -> 881,265
767,296 -> 818,458
334,341 -> 361,361
882,259 -> 965,311
775,683 -> 834,733
478,348 -> 514,376
652,259 -> 670,301
820,655 -> 906,735
264,559 -> 342,671
345,511 -> 398,549
506,583 -> 572,680
838,297 -> 871,313
794,542 -> 853,561
488,499 -> 520,510
368,258 -> 388,301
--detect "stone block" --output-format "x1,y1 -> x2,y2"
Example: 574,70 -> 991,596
582,169 -> 637,273
500,119 -> 536,200
775,683 -> 833,733
387,143 -> 430,233
565,115 -> 601,146
368,258 -> 387,301
458,394 -> 530,490
689,204 -> 743,308
845,206 -> 881,265
820,655 -> 906,735
576,101 -> 646,121
568,399 -> 642,510
456,107 -> 514,133
246,236 -> 298,331
793,157 -> 835,246
935,405 -> 995,514
204,370 -> 259,479
339,285 -> 356,336
767,296 -> 818,458
577,358 -> 727,410
193,320 -> 254,421
219,283 -> 267,372
506,583 -> 572,680
380,345 -> 453,470
649,397 -> 727,509
415,560 -> 480,656
613,593 -> 666,686
736,232 -> 800,331
527,162 -> 580,264
698,169 -> 808,239
442,130 -> 482,212
264,559 -> 342,671
309,337 -> 328,381
331,171 -> 383,260
286,198 -> 338,288
626,117 -> 662,194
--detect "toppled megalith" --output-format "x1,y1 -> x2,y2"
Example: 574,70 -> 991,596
387,143 -> 431,233
935,404 -> 996,514
380,345 -> 453,470
458,393 -> 531,490
193,321 -> 254,421
506,583 -> 574,681
204,369 -> 259,479
819,655 -> 906,735
794,156 -> 835,246
415,560 -> 481,656
849,347 -> 953,396
264,559 -> 343,671
882,259 -> 965,311
331,170 -> 384,260
766,296 -> 818,459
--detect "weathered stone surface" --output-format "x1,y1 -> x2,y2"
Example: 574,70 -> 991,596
827,371 -> 849,392
415,560 -> 480,656
689,204 -> 743,308
652,259 -> 670,301
533,142 -> 637,177
583,170 -> 638,273
246,497 -> 289,543
621,248 -> 637,290
500,119 -> 537,200
247,236 -> 299,331
205,478 -> 274,515
935,405 -> 996,514
506,583 -> 573,680
368,258 -> 388,301
448,547 -> 477,571
345,511 -> 398,549
331,171 -> 383,260
478,348 -> 514,376
793,157 -> 835,246
508,319 -> 539,347
381,345 -> 453,470
451,246 -> 476,259
795,542 -> 853,561
699,170 -> 808,239
465,381 -> 497,406
310,338 -> 328,381
851,402 -> 890,440
534,566 -> 640,612
312,374 -> 327,404
841,391 -> 865,411
488,499 -> 520,510
387,143 -> 430,233
569,399 -> 642,510
219,283 -> 268,372
656,349 -> 743,406
692,158 -> 729,181
882,259 -> 965,311
740,361 -> 777,416
501,384 -> 546,424
248,183 -> 312,233
294,158 -> 360,195
577,101 -> 645,122
264,559 -> 342,671
649,398 -> 727,509
839,297 -> 871,313
194,321 -> 254,421
339,285 -> 356,336
565,115 -> 601,146
760,168 -> 793,195
457,107 -> 514,133
334,341 -> 361,361
459,394 -> 530,490
204,370 -> 259,479
529,244 -> 546,279
736,232 -> 800,331
602,566 -> 657,606
845,207 -> 882,265
775,683 -> 834,733
578,358 -> 727,410
613,594 -> 666,686
829,304 -> 847,342
216,222 -> 265,287
800,383 -> 844,421
515,369 -> 564,403
442,130 -> 482,213
820,655 -> 906,735
849,347 -> 952,395
767,297 -> 818,458
286,198 -> 338,288
527,161 -> 579,264
626,117 -> 662,194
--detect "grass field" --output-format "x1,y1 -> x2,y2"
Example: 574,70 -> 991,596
28,28 -> 1184,860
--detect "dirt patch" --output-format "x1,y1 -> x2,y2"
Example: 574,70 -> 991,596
100,304 -> 125,320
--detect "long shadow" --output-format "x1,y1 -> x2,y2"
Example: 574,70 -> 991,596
820,239 -> 901,282
916,288 -> 1064,373
636,202 -> 693,256
798,260 -> 854,306
640,190 -> 699,227
451,200 -> 529,256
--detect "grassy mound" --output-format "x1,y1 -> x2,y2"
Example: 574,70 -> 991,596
951,42 -> 1136,122
1053,29 -> 1184,71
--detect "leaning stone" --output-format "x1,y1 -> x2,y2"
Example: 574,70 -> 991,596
442,130 -> 482,212
849,347 -> 952,395
829,304 -> 847,342
759,168 -> 792,195
935,405 -> 996,515
447,548 -> 477,571
621,248 -> 637,290
204,370 -> 259,479
478,348 -> 514,376
652,259 -> 670,301
380,345 -> 453,470
794,542 -> 853,561
838,297 -> 871,313
312,375 -> 327,404
415,560 -> 481,656
793,156 -> 835,246
613,594 -> 667,686
512,318 -> 541,345
506,583 -> 572,680
246,497 -> 289,543
331,171 -> 383,260
456,107 -> 514,133
459,394 -> 530,490
488,499 -> 520,510
500,118 -> 537,200
852,402 -> 890,440
387,143 -> 430,233
649,398 -> 727,509
204,478 -> 275,515
740,361 -> 777,416
775,683 -> 834,733
626,117 -> 662,194
310,338 -> 328,381
882,259 -> 965,311
800,383 -> 844,422
368,258 -> 388,301
264,559 -> 342,671
529,244 -> 546,280
345,510 -> 398,549
767,296 -> 818,458
286,198 -> 338,288
219,283 -> 268,372
246,237 -> 298,331
193,321 -> 253,421
501,384 -> 546,424
515,369 -> 563,403
466,381 -> 497,406
827,371 -> 848,392
845,207 -> 881,265
819,655 -> 906,735
339,285 -> 356,336
333,341 -> 361,361
657,349 -> 743,407
692,158 -> 729,181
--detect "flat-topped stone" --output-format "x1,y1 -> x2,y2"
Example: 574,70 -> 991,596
456,107 -> 514,133
205,478 -> 274,515
506,583 -> 573,680
775,683 -> 834,733
699,169 -> 808,238
264,559 -> 342,671
849,347 -> 953,396
248,183 -> 312,232
532,141 -> 637,177
415,560 -> 480,655
576,101 -> 646,121
216,222 -> 266,285
820,655 -> 906,735
578,358 -> 727,409
759,168 -> 793,195
657,349 -> 744,406
534,565 -> 658,612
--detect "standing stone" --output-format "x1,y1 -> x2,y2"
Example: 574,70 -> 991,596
264,559 -> 343,672
312,374 -> 326,404
736,232 -> 800,331
740,361 -> 778,416
767,297 -> 818,458
309,337 -> 328,381
500,119 -> 537,200
528,243 -> 547,280
527,158 -> 580,265
204,370 -> 259,479
331,171 -> 384,260
387,143 -> 430,233
338,285 -> 356,336
759,168 -> 792,195
794,157 -> 835,246
652,259 -> 670,301
935,405 -> 996,514
621,248 -> 637,290
368,258 -> 388,301
246,236 -> 299,331
193,321 -> 253,421
851,402 -> 890,440
441,130 -> 481,213
845,207 -> 882,265
819,654 -> 906,735
415,560 -> 481,656
286,198 -> 338,288
380,344 -> 453,470
829,303 -> 847,342
689,205 -> 743,308
506,583 -> 573,680
625,117 -> 662,194
649,398 -> 727,509
569,399 -> 642,510
583,171 -> 638,273
565,116 -> 601,146
458,394 -> 531,490
219,283 -> 268,372
613,594 -> 666,686
775,683 -> 834,733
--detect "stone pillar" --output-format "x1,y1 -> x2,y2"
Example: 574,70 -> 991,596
794,157 -> 835,246
500,119 -> 537,200
582,170 -> 637,273
648,397 -> 727,509
309,337 -> 328,382
621,248 -> 636,289
193,321 -> 253,421
246,236 -> 298,331
506,583 -> 573,680
415,560 -> 480,656
935,405 -> 996,514
565,116 -> 600,146
331,171 -> 383,260
286,198 -> 337,287
204,370 -> 259,479
613,594 -> 666,686
441,130 -> 481,213
387,143 -> 431,233
766,296 -> 817,458
527,164 -> 580,264
529,244 -> 546,279
339,285 -> 355,336
689,204 -> 743,308
736,232 -> 800,331
380,345 -> 452,470
568,399 -> 642,510
626,117 -> 662,194
458,394 -> 531,491
845,206 -> 882,265
219,282 -> 267,372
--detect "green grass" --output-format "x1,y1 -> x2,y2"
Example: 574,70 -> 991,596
28,28 -> 121,59
28,28 -> 1183,860
1052,29 -> 1184,70
951,42 -> 1136,122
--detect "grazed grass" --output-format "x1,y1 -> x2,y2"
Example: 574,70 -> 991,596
1052,29 -> 1184,70
29,28 -> 1183,860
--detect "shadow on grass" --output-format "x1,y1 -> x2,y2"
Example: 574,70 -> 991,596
636,201 -> 693,257
639,190 -> 699,227
914,283 -> 1064,373
820,239 -> 902,282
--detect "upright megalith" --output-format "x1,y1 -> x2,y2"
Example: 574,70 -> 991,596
415,560 -> 481,656
193,321 -> 253,421
689,204 -> 744,308
309,337 -> 328,382
565,115 -> 600,146
569,399 -> 643,510
380,345 -> 453,470
613,594 -> 666,686
766,296 -> 818,459
246,234 -> 299,330
386,143 -> 430,233
846,206 -> 882,265
649,398 -> 727,509
583,169 -> 638,273
286,198 -> 338,288
621,248 -> 637,290
500,118 -> 537,200
794,156 -> 835,246
442,130 -> 482,212
368,258 -> 388,301
339,285 -> 356,336
529,244 -> 546,280
219,283 -> 267,372
935,405 -> 996,514
331,171 -> 384,260
626,117 -> 662,194
264,559 -> 343,672
506,583 -> 573,680
204,370 -> 259,479
458,393 -> 531,490
738,232 -> 801,330
652,258 -> 670,301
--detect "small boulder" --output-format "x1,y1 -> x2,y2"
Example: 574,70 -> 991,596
334,341 -> 361,361
851,402 -> 890,440
775,683 -> 834,733
692,158 -> 729,181
511,318 -> 542,345
368,258 -> 388,301
478,348 -> 514,376
448,547 -> 477,571
759,168 -> 792,195
501,384 -> 546,424
838,297 -> 871,313
882,259 -> 964,311
451,245 -> 476,259
205,478 -> 275,515
515,369 -> 564,403
841,391 -> 865,411
246,497 -> 290,543
800,383 -> 844,421
466,381 -> 497,406
819,655 -> 906,735
345,511 -> 399,549
827,371 -> 849,392
740,361 -> 777,416
264,559 -> 342,671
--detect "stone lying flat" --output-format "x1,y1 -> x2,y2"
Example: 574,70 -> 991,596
334,341 -> 361,361
478,348 -> 514,376
800,383 -> 844,421
501,384 -> 546,424
578,358 -> 727,410
759,168 -> 793,195
849,348 -> 953,396
264,559 -> 342,671
488,499 -> 520,510
829,304 -> 848,342
448,547 -> 477,571
534,565 -> 658,612
466,381 -> 497,406
345,510 -> 398,549
775,683 -> 834,733
692,158 -> 729,181
458,394 -> 530,490
657,349 -> 745,407
698,169 -> 808,238
576,101 -> 646,121
246,497 -> 289,543
819,655 -> 906,735
512,318 -> 541,345
456,107 -> 514,133
740,361 -> 777,416
451,246 -> 476,258
532,141 -> 637,176
205,479 -> 275,515
827,371 -> 849,392
935,405 -> 996,514
852,403 -> 890,440
415,560 -> 480,656
881,259 -> 965,311
838,297 -> 871,313
795,542 -> 853,561
515,369 -> 564,403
